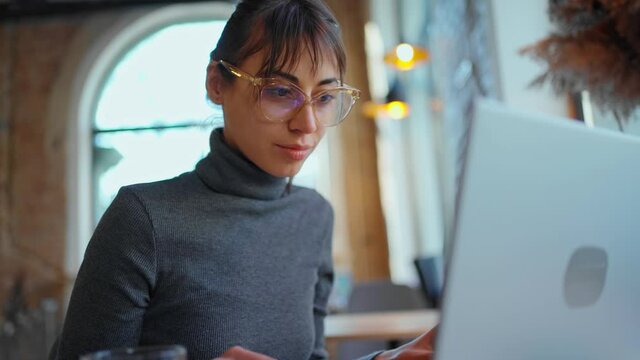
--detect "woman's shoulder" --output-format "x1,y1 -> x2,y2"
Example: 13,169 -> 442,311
289,185 -> 333,218
290,185 -> 330,204
122,171 -> 201,202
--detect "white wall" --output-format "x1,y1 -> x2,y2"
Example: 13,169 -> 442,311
489,0 -> 568,117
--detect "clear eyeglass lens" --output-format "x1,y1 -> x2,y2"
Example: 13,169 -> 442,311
260,83 -> 354,126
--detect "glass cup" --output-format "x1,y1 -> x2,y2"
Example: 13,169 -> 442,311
79,345 -> 187,360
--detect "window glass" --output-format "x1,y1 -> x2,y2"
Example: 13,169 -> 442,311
92,20 -> 328,226
93,21 -> 224,225
95,22 -> 226,130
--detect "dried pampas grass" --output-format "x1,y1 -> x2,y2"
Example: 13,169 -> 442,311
522,0 -> 640,121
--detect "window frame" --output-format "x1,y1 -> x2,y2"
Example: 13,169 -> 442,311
65,2 -> 235,277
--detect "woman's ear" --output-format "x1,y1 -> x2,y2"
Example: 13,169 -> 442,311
206,61 -> 224,105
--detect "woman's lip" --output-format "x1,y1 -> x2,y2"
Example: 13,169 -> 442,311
276,144 -> 312,161
277,144 -> 313,150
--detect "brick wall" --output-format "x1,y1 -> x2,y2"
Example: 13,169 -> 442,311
0,24 -> 13,306
0,4 -> 215,309
0,17 -> 85,308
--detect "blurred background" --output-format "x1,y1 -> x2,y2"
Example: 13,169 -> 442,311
1,0 -> 638,358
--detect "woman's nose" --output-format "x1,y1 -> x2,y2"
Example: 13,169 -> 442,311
289,103 -> 319,133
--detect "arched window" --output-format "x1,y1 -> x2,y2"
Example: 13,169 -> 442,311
92,20 -> 226,225
66,3 -> 332,274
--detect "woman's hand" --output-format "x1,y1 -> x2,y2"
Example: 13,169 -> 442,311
212,325 -> 438,360
374,325 -> 438,360
212,346 -> 276,360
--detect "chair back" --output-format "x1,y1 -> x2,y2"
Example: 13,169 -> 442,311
336,280 -> 427,359
414,256 -> 444,308
346,280 -> 427,313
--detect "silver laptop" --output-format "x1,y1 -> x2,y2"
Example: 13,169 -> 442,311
436,100 -> 640,360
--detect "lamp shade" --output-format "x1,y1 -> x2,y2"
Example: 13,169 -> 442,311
363,77 -> 410,120
384,43 -> 429,71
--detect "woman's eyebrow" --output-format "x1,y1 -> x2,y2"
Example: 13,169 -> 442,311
271,70 -> 338,86
318,78 -> 339,86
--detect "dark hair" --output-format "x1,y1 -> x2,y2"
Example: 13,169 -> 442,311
210,0 -> 346,82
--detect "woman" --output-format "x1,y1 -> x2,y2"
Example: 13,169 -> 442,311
52,0 -> 434,359
53,0 -> 355,359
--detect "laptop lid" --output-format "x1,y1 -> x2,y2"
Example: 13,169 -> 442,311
435,99 -> 640,360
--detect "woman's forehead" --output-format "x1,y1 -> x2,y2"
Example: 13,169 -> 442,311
239,28 -> 342,75
245,45 -> 340,79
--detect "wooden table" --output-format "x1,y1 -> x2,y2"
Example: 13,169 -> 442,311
325,309 -> 439,342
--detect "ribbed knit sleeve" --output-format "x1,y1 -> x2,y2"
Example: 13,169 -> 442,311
53,187 -> 157,360
310,205 -> 334,360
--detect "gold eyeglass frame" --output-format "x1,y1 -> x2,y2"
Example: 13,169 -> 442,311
217,60 -> 361,127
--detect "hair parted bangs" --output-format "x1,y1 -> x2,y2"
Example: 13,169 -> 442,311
212,0 -> 347,82
242,2 -> 346,80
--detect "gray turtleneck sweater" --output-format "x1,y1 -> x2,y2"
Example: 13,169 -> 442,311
53,129 -> 334,360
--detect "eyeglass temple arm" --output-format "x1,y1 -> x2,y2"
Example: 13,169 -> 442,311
218,60 -> 262,86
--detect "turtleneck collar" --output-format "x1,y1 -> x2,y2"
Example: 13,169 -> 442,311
195,128 -> 288,200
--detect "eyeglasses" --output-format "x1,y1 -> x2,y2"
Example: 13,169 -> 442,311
218,60 -> 361,127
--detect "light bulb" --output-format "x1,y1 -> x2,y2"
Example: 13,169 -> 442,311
385,101 -> 410,120
396,43 -> 415,62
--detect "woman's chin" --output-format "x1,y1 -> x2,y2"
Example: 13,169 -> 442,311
264,162 -> 304,178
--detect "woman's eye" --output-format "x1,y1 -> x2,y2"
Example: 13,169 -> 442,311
317,93 -> 335,104
265,86 -> 294,98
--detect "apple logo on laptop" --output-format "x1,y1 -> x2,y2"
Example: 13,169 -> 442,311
563,246 -> 608,308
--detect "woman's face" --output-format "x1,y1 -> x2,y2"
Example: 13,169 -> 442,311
212,49 -> 339,178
